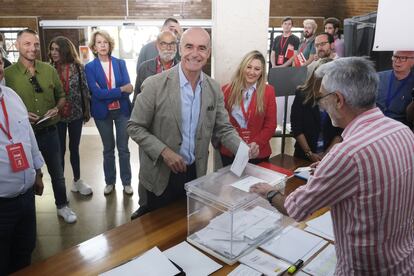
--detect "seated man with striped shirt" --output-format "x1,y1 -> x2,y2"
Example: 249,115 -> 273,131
251,57 -> 414,275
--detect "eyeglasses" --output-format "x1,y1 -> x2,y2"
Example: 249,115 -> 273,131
314,41 -> 330,48
159,41 -> 177,48
392,55 -> 414,62
29,76 -> 43,93
315,91 -> 336,103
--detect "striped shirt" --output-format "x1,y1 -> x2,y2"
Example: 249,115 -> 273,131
285,108 -> 414,275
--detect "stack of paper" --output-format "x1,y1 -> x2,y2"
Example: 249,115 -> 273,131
260,226 -> 328,263
227,264 -> 262,276
239,249 -> 290,276
100,247 -> 180,276
305,212 -> 335,241
192,206 -> 282,258
163,241 -> 222,276
302,244 -> 337,276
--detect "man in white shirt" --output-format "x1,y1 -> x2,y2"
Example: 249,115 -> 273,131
0,51 -> 44,275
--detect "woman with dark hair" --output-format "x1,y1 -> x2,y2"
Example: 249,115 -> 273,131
220,50 -> 276,166
49,36 -> 92,195
85,30 -> 133,196
290,58 -> 342,162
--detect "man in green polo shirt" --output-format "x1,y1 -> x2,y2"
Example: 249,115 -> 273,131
5,29 -> 77,224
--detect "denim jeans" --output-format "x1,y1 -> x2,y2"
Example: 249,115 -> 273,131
94,110 -> 131,186
57,118 -> 83,180
0,189 -> 36,275
35,127 -> 68,208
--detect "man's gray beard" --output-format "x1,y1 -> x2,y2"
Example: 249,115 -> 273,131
160,51 -> 176,62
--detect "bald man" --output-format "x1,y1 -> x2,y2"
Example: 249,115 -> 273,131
128,28 -> 259,219
133,30 -> 179,104
376,51 -> 414,127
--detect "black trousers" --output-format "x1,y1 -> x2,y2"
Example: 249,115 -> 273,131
0,188 -> 36,276
138,163 -> 197,217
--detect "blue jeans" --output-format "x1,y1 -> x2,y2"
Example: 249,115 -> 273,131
94,110 -> 131,186
57,118 -> 83,180
35,127 -> 68,208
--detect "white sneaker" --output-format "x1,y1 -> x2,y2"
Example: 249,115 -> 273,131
104,184 -> 114,195
123,185 -> 133,195
71,179 -> 93,196
57,206 -> 77,224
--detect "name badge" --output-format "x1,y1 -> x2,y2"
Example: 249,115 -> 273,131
108,100 -> 120,110
6,143 -> 29,172
277,54 -> 284,65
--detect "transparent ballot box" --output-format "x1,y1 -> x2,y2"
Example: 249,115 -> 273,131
185,163 -> 292,265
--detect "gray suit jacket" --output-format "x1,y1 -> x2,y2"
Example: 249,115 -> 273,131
127,66 -> 241,196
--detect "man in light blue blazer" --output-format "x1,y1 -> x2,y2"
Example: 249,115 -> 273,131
128,28 -> 259,219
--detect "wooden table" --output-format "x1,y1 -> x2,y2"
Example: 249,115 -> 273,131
14,154 -> 309,276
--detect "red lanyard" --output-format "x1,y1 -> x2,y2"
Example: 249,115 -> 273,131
59,64 -> 70,95
279,36 -> 289,54
0,97 -> 12,141
104,58 -> 112,89
240,89 -> 256,126
299,40 -> 308,53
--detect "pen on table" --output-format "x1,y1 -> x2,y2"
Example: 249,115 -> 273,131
287,259 -> 303,274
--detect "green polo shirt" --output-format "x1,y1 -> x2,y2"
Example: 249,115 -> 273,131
5,60 -> 65,129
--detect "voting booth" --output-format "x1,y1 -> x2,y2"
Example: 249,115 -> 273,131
185,163 -> 293,264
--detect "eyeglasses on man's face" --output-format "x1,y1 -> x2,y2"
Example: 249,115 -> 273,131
29,76 -> 43,93
159,41 -> 177,48
315,91 -> 336,104
392,55 -> 414,62
314,41 -> 330,48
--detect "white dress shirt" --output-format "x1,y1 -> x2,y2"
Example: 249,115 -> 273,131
0,85 -> 44,198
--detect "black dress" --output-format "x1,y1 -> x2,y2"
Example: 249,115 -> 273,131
290,90 -> 343,160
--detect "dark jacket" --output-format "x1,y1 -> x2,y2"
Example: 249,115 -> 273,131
290,89 -> 342,159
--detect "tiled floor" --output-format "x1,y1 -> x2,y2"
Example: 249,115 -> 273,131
31,121 -> 295,263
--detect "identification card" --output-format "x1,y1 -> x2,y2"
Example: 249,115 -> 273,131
108,100 -> 120,110
6,143 -> 29,172
277,54 -> 284,65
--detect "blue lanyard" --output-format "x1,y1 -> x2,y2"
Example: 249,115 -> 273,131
386,71 -> 410,110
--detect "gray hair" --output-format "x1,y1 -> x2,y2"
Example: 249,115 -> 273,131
156,30 -> 177,43
315,57 -> 379,109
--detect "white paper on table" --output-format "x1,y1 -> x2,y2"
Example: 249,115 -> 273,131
99,247 -> 180,276
231,141 -> 250,177
227,264 -> 262,276
305,212 -> 335,241
260,226 -> 328,263
303,244 -> 337,276
294,271 -> 311,276
163,241 -> 222,276
231,176 -> 266,192
294,166 -> 311,172
239,249 -> 290,276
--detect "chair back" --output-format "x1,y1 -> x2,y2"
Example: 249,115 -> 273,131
268,66 -> 307,154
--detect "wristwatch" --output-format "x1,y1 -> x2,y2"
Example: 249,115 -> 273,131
305,150 -> 312,159
266,190 -> 281,204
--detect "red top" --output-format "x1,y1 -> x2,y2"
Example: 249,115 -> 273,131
220,84 -> 277,158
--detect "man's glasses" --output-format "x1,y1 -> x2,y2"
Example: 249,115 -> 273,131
314,41 -> 330,48
29,76 -> 43,93
315,91 -> 336,103
392,55 -> 414,62
159,41 -> 177,48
